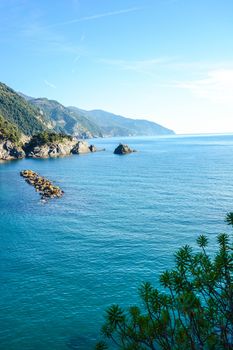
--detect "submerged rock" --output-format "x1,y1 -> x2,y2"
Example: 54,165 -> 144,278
113,143 -> 136,155
20,170 -> 64,200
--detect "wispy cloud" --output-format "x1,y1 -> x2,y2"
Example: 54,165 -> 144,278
20,23 -> 84,55
99,57 -> 233,73
44,79 -> 56,89
45,7 -> 142,28
98,57 -> 175,74
98,56 -> 233,105
174,69 -> 233,103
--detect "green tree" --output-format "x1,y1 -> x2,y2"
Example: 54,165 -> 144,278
25,131 -> 72,148
225,212 -> 233,227
96,214 -> 233,350
0,114 -> 21,143
0,82 -> 45,136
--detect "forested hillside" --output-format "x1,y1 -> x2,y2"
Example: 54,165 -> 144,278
0,83 -> 46,136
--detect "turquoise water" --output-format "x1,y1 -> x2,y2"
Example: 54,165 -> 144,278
1,134 -> 233,350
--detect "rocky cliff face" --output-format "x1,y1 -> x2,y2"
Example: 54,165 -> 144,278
25,139 -> 77,158
0,138 -> 99,161
0,140 -> 25,160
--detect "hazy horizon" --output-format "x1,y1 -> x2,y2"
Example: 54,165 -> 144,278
1,0 -> 233,134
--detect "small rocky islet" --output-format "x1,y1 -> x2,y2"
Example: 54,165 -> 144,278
20,170 -> 64,200
113,143 -> 136,155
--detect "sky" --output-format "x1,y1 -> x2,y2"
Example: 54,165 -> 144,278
0,0 -> 233,134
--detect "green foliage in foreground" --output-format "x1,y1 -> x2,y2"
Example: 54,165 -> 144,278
26,131 -> 73,148
96,215 -> 233,350
0,114 -> 21,143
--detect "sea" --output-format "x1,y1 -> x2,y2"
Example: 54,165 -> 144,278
1,134 -> 233,350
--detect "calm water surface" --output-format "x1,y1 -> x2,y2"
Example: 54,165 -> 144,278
1,134 -> 233,349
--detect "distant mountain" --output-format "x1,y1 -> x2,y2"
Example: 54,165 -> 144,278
69,107 -> 174,137
18,92 -> 34,102
0,82 -> 46,136
0,81 -> 175,140
28,98 -> 174,138
29,98 -> 103,138
0,83 -> 102,139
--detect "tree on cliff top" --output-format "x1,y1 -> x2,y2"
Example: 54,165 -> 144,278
25,131 -> 73,148
96,214 -> 233,350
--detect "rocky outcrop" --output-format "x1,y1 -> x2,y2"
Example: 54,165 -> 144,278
25,139 -> 77,158
20,170 -> 63,200
89,144 -> 97,152
71,141 -> 92,154
0,137 -> 101,161
71,141 -> 103,154
0,140 -> 25,160
113,143 -> 136,155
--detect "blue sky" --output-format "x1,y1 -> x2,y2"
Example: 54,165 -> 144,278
1,0 -> 233,134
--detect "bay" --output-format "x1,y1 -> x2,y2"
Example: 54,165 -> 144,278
1,134 -> 233,349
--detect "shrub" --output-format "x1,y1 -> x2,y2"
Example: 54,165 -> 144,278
25,131 -> 73,148
96,215 -> 233,350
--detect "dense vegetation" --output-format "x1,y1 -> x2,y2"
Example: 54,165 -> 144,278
96,214 -> 233,350
0,83 -> 45,136
25,131 -> 73,148
0,114 -> 21,143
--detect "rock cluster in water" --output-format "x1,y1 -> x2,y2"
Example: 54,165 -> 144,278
114,143 -> 136,155
71,141 -> 99,155
20,170 -> 64,199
